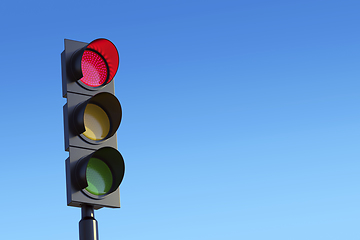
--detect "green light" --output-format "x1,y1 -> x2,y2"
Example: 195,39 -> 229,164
85,158 -> 113,195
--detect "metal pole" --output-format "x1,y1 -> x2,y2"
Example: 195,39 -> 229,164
79,205 -> 99,240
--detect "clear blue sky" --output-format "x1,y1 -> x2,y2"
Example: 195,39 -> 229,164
0,0 -> 359,239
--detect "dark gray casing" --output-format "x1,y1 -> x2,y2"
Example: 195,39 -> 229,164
62,39 -> 122,209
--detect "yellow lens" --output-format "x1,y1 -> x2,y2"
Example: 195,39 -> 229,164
83,104 -> 110,141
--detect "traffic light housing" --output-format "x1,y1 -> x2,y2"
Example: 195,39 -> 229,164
62,38 -> 125,209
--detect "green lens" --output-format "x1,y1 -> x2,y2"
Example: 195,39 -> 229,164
85,158 -> 113,195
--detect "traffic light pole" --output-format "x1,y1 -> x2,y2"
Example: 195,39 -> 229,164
79,205 -> 99,240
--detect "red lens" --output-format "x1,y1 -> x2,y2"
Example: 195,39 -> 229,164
80,50 -> 108,87
86,39 -> 119,85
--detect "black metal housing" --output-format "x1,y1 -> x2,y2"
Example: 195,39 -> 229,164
62,39 -> 124,209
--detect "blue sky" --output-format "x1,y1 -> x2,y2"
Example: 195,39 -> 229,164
0,0 -> 359,239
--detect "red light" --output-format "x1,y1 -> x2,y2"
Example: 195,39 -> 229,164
86,39 -> 119,85
80,50 -> 108,87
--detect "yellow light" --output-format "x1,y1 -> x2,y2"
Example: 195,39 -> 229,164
83,104 -> 110,141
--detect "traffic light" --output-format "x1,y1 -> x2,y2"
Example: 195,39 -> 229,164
61,38 -> 125,210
